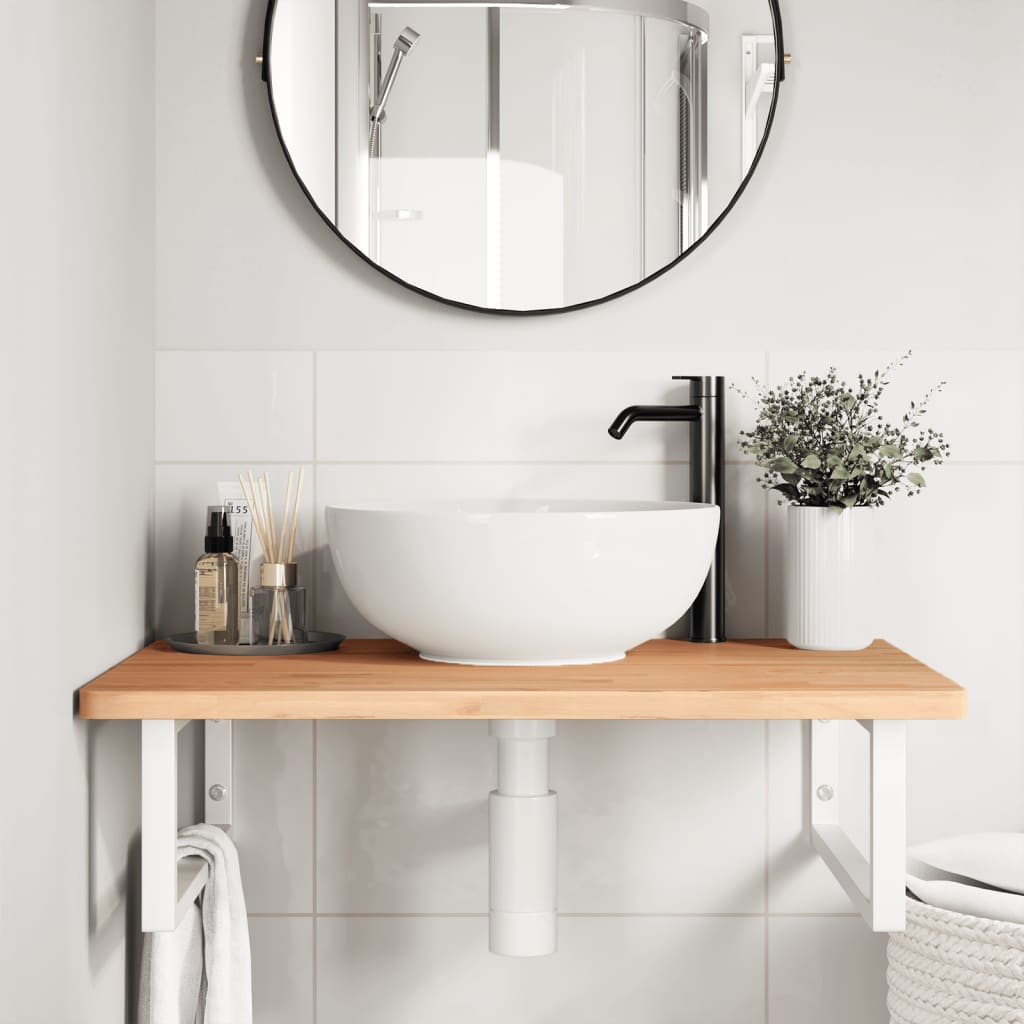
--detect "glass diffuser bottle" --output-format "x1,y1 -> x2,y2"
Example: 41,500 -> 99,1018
252,562 -> 307,645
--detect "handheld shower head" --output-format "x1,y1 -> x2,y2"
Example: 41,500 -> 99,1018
370,27 -> 421,124
394,26 -> 420,54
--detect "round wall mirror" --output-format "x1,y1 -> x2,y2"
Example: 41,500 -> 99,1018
263,0 -> 783,313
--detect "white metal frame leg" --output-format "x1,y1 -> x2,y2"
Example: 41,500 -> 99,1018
141,719 -> 234,932
810,719 -> 906,932
141,720 -> 180,932
489,720 -> 557,957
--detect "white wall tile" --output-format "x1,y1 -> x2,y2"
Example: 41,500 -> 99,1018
316,351 -> 765,463
249,917 -> 314,1024
150,339 -> 1024,1018
767,721 -> 871,914
768,918 -> 888,1024
768,466 -> 1024,844
315,462 -> 766,639
316,916 -> 764,1024
316,721 -> 491,914
875,466 -> 1024,842
154,464 -> 315,637
156,351 -> 313,461
316,721 -> 765,914
236,722 -> 314,914
556,721 -> 766,913
766,351 -> 1024,463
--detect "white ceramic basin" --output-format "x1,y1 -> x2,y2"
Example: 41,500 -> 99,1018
325,499 -> 720,666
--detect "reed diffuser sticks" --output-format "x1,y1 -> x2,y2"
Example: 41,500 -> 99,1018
239,468 -> 305,644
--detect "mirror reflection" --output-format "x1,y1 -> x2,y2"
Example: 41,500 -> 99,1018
267,0 -> 779,311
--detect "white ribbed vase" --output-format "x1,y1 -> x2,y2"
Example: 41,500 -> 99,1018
785,506 -> 875,651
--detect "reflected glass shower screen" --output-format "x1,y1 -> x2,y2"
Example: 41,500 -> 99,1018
364,4 -> 707,311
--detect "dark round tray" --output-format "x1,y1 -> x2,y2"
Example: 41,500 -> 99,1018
166,631 -> 345,656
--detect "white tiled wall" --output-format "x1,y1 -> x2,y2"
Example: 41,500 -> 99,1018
154,348 -> 1024,1024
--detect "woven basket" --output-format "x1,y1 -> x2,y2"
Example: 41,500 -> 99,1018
888,897 -> 1024,1023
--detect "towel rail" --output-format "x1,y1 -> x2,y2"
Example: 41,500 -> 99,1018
141,719 -> 233,932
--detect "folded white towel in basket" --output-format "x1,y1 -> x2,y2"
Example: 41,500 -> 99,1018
139,823 -> 253,1024
906,832 -> 1024,924
906,873 -> 1024,925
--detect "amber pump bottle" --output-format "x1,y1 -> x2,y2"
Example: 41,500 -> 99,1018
195,506 -> 240,644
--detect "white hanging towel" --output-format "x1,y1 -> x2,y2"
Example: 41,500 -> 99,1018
139,823 -> 253,1024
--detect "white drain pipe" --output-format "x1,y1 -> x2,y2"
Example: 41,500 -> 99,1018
489,720 -> 557,956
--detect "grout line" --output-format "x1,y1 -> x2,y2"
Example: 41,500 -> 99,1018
762,487 -> 770,638
311,353 -> 318,626
156,459 -> 711,466
309,351 -> 318,1024
245,911 -> 863,919
312,351 -> 318,463
155,460 -> 315,467
155,347 -> 794,355
152,458 -> 1024,468
761,346 -> 770,1024
309,716 -> 317,1019
764,720 -> 771,1023
310,352 -> 320,1024
154,346 -> 1024,358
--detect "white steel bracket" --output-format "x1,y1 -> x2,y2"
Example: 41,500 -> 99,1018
810,719 -> 906,931
141,719 -> 234,932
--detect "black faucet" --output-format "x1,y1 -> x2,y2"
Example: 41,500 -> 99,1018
608,375 -> 725,643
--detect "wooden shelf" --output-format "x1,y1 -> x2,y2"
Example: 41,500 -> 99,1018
79,638 -> 965,721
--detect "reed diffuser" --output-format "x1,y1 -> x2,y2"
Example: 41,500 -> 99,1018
239,469 -> 306,645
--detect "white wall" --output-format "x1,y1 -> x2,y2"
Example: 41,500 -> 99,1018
151,1 -> 1024,1022
0,2 -> 155,1022
158,0 -> 1024,352
271,0 -> 336,218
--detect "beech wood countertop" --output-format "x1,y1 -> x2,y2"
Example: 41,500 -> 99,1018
78,638 -> 966,721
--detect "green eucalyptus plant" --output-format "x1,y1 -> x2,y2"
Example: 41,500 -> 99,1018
736,354 -> 951,510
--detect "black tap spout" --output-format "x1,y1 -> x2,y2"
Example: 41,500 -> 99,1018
608,405 -> 700,439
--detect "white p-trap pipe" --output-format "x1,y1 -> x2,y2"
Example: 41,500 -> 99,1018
489,720 -> 557,957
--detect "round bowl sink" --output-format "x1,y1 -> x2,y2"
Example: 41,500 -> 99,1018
325,499 -> 719,666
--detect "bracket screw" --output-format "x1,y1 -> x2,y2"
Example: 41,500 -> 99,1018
209,784 -> 227,802
816,784 -> 835,802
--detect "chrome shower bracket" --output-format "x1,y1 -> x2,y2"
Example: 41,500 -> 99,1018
141,719 -> 234,932
810,719 -> 906,931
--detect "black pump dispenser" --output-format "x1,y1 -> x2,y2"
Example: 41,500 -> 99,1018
204,505 -> 234,554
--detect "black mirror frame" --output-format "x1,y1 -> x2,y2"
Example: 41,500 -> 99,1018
261,0 -> 785,316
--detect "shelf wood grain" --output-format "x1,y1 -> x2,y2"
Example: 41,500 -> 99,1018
78,639 -> 966,721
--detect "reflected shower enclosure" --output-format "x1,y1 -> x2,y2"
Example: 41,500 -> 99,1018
363,3 -> 708,309
270,0 -> 709,310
